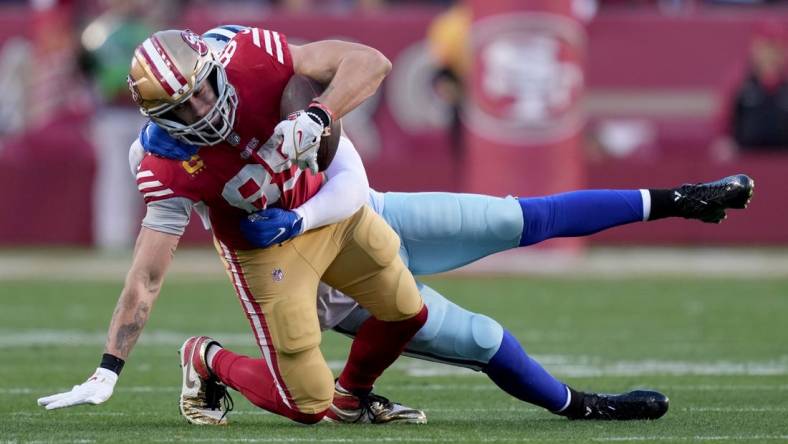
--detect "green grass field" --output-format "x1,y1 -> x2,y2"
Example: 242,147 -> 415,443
1,276 -> 787,443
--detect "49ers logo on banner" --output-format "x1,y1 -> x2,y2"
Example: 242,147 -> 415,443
467,13 -> 586,145
181,29 -> 209,56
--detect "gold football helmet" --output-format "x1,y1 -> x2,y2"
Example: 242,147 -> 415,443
127,29 -> 238,146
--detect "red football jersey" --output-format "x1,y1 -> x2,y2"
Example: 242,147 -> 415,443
137,28 -> 324,249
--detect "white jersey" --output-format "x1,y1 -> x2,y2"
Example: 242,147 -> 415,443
316,283 -> 361,330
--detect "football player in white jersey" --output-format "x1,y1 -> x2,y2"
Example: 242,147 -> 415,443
120,25 -> 755,422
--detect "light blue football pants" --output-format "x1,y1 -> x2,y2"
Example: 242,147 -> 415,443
334,192 -> 523,369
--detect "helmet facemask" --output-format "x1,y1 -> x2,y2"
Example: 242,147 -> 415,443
144,59 -> 238,147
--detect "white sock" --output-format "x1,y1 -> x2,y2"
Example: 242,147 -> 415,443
335,381 -> 350,394
555,386 -> 572,413
640,189 -> 651,221
206,344 -> 222,371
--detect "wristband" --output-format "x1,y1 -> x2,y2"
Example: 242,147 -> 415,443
100,353 -> 125,375
306,101 -> 333,130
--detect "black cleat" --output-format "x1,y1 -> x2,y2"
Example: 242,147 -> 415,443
673,174 -> 754,223
565,390 -> 669,421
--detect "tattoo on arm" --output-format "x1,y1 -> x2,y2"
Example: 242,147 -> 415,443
105,228 -> 177,358
110,301 -> 150,358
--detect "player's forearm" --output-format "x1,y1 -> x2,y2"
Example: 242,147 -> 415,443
294,168 -> 366,232
103,277 -> 160,360
317,49 -> 391,119
293,137 -> 368,231
103,227 -> 178,360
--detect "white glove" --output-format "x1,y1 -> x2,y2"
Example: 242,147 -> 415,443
37,367 -> 118,410
274,111 -> 324,174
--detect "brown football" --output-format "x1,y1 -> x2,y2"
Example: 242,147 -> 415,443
279,75 -> 341,172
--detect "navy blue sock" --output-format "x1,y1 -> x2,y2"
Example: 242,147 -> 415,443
483,330 -> 569,412
518,190 -> 644,246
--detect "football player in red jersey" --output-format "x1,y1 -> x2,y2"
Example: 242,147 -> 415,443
37,29 -> 429,426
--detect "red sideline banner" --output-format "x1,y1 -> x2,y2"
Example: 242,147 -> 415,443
1,6 -> 787,245
465,0 -> 585,251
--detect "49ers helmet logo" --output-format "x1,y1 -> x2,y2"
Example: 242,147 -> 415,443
126,75 -> 141,104
181,30 -> 208,56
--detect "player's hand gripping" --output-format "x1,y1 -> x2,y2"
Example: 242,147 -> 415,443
37,368 -> 117,410
274,103 -> 332,174
241,207 -> 304,248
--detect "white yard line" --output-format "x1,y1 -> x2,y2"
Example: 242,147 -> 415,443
8,328 -> 785,377
455,247 -> 788,278
152,440 -> 453,443
6,438 -> 788,444
7,405 -> 785,415
662,384 -> 788,391
144,436 -> 788,443
6,384 -> 788,396
2,248 -> 788,280
682,407 -> 788,412
0,386 -> 183,395
0,330 -> 257,349
398,356 -> 788,378
2,330 -> 787,378
593,438 -> 788,443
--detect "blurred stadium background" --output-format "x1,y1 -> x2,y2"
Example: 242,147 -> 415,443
1,0 -> 787,442
1,0 -> 787,251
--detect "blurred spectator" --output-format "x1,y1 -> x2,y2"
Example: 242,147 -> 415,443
0,37 -> 31,137
274,0 -> 385,13
78,0 -> 162,250
426,2 -> 470,181
715,21 -> 788,157
705,0 -> 786,5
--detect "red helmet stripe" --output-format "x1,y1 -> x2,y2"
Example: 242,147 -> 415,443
151,36 -> 189,87
138,43 -> 176,96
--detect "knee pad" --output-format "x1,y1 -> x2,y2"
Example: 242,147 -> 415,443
409,285 -> 503,366
467,314 -> 504,358
484,196 -> 524,242
370,264 -> 423,321
393,267 -> 424,319
270,296 -> 321,354
278,347 -> 335,415
352,206 -> 400,268
325,208 -> 423,322
268,295 -> 332,414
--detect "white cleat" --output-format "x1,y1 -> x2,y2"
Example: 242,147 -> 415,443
178,336 -> 232,426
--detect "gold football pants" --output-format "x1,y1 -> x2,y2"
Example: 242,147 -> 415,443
214,205 -> 423,414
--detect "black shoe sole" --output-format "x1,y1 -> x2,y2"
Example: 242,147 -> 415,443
727,174 -> 754,210
567,390 -> 670,421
